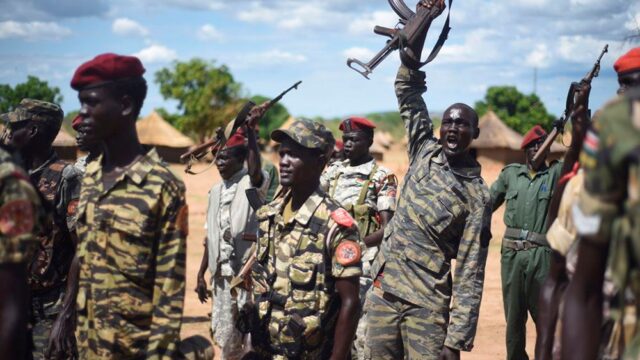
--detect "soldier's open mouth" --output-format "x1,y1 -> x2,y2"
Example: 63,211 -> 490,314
446,135 -> 458,149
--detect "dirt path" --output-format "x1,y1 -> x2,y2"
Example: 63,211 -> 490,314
176,144 -> 537,359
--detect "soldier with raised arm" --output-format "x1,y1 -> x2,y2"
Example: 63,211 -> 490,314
365,1 -> 491,359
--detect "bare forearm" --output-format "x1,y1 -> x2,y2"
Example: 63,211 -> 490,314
363,229 -> 384,247
246,126 -> 263,187
331,278 -> 360,360
198,241 -> 209,277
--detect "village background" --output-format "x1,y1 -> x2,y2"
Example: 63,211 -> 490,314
2,0 -> 640,358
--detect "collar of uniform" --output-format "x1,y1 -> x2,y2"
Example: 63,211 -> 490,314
85,146 -> 158,186
289,189 -> 325,226
431,148 -> 482,179
341,158 -> 375,175
28,150 -> 59,177
517,162 -> 550,179
124,146 -> 159,185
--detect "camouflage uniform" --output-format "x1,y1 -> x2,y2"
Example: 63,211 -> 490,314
320,158 -> 397,359
366,65 -> 491,359
5,99 -> 80,359
574,89 -> 640,359
249,119 -> 362,359
262,156 -> 279,203
252,189 -> 362,359
74,147 -> 188,359
0,146 -> 42,265
490,160 -> 562,360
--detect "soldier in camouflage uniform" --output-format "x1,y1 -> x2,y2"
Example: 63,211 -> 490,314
5,99 -> 81,359
194,126 -> 268,360
320,116 -> 397,360
69,53 -> 191,358
366,37 -> 490,360
248,119 -> 362,359
563,47 -> 640,360
0,139 -> 44,358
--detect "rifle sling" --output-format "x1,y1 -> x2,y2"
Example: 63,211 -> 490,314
400,0 -> 453,69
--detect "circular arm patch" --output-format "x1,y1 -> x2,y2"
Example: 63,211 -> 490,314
0,200 -> 35,236
335,240 -> 361,266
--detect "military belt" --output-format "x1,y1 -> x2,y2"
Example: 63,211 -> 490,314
504,227 -> 549,247
502,239 -> 542,251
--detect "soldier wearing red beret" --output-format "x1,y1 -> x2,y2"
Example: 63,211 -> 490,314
321,116 -> 397,359
46,53 -> 210,359
614,47 -> 640,95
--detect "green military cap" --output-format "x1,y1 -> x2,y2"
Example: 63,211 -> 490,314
4,99 -> 63,125
271,118 -> 335,154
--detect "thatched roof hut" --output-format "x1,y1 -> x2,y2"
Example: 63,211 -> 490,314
137,111 -> 195,163
53,128 -> 77,160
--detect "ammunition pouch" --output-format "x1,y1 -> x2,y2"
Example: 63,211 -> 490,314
347,203 -> 381,240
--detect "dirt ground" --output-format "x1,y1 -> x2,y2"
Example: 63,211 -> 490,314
175,143 -> 536,359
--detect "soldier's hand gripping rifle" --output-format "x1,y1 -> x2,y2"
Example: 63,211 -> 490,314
532,45 -> 608,165
180,81 -> 302,174
347,0 -> 452,79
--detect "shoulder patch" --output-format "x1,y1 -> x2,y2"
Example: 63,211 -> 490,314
0,199 -> 35,236
335,240 -> 361,266
67,199 -> 79,216
331,208 -> 355,228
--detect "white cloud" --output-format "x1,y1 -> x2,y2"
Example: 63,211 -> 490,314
557,35 -> 611,64
348,10 -> 398,35
0,21 -> 71,40
439,29 -> 501,64
343,47 -> 375,61
133,44 -> 177,64
149,0 -> 224,11
626,11 -> 640,31
197,24 -> 223,42
236,2 -> 346,30
525,43 -> 551,68
112,18 -> 149,37
257,50 -> 307,65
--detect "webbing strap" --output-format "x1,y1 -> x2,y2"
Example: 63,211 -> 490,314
399,0 -> 453,69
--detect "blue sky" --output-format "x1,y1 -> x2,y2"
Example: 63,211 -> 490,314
0,0 -> 638,120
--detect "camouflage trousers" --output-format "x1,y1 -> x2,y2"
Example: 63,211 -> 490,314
501,246 -> 551,360
211,275 -> 249,360
352,275 -> 373,360
31,287 -> 65,360
365,287 -> 448,360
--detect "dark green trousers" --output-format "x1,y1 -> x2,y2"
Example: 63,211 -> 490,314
501,245 -> 551,360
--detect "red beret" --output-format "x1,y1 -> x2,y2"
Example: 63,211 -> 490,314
339,116 -> 376,132
71,115 -> 82,130
614,47 -> 640,75
71,53 -> 145,91
224,127 -> 247,149
521,125 -> 547,149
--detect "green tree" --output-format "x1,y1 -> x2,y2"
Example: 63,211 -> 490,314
0,76 -> 63,113
474,86 -> 555,134
249,95 -> 290,141
155,59 -> 242,142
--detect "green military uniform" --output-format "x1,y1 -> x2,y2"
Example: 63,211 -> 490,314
249,119 -> 363,359
575,90 -> 640,359
490,160 -> 562,360
4,99 -> 80,359
366,65 -> 492,359
74,147 -> 188,359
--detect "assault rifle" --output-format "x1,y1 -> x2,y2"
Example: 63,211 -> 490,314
180,81 -> 302,174
532,45 -> 608,164
347,0 -> 452,79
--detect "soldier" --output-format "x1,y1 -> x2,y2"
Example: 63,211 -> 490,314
0,129 -> 44,358
194,125 -> 268,360
366,2 -> 491,359
5,99 -> 81,359
247,119 -> 361,359
563,47 -> 640,359
489,123 -> 571,360
69,53 -> 189,358
320,116 -> 397,359
46,114 -> 104,359
535,49 -> 640,360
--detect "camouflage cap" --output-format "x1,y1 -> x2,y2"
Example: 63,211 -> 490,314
271,118 -> 335,154
4,99 -> 63,125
